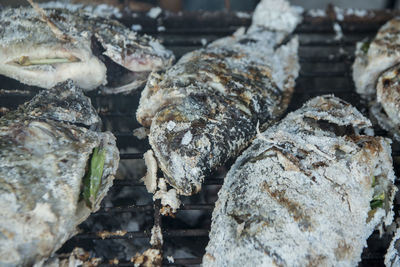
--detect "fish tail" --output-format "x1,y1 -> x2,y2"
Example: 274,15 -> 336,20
249,0 -> 303,34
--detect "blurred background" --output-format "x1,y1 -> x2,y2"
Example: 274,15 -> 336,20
0,0 -> 398,11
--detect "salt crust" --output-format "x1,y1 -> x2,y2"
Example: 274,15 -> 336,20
0,83 -> 119,266
385,227 -> 400,267
203,96 -> 397,267
142,150 -> 158,194
352,18 -> 400,141
137,0 -> 302,195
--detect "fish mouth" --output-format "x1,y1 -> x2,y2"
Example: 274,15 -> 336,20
119,53 -> 171,73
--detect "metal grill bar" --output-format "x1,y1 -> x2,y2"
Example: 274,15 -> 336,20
95,204 -> 214,214
1,9 -> 398,267
93,203 -> 400,215
112,178 -> 224,186
74,229 -> 209,240
119,153 -> 143,159
97,257 -> 202,266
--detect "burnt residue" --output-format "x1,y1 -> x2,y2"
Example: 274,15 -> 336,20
303,117 -> 355,137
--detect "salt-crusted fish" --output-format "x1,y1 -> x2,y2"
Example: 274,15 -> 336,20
203,95 -> 397,267
0,6 -> 174,93
136,0 -> 302,195
353,18 -> 400,139
385,226 -> 400,267
0,81 -> 119,266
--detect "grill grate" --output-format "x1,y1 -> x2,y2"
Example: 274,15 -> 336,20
1,8 -> 400,267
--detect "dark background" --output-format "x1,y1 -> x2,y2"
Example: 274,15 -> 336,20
0,0 -> 398,11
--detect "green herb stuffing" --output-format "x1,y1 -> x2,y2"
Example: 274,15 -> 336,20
16,55 -> 80,66
361,42 -> 370,54
370,192 -> 385,210
371,176 -> 376,187
83,147 -> 106,208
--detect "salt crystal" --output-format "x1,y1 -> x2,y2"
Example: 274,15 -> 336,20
166,121 -> 176,131
147,7 -> 162,19
181,131 -> 192,145
131,24 -> 143,31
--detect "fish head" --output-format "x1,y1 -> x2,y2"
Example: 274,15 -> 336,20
97,28 -> 174,73
93,20 -> 174,93
0,8 -> 107,91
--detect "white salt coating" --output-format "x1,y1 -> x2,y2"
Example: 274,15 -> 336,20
346,8 -> 368,17
333,22 -> 343,41
0,85 -> 120,266
385,227 -> 400,266
147,7 -> 162,19
335,6 -> 369,21
353,18 -> 400,140
167,256 -> 175,263
150,225 -> 163,246
181,131 -> 192,145
0,7 -> 173,93
153,178 -> 181,214
364,127 -> 375,136
142,150 -> 158,194
249,0 -> 303,33
308,9 -> 326,17
40,2 -> 122,18
166,121 -> 176,131
131,24 -> 143,31
334,6 -> 344,21
133,127 -> 147,140
235,11 -> 251,19
203,96 -> 397,267
137,0 -> 301,196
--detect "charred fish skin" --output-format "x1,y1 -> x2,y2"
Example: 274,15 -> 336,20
0,81 -> 119,267
203,96 -> 397,267
0,7 -> 174,93
137,0 -> 302,196
21,80 -> 101,126
353,18 -> 400,139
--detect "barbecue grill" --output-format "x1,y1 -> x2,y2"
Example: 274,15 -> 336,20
1,5 -> 400,267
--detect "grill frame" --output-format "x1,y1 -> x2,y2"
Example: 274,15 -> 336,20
1,7 -> 400,267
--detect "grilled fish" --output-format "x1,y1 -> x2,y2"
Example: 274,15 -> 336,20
203,95 -> 397,266
0,6 -> 174,93
385,226 -> 400,267
136,0 -> 302,195
353,18 -> 400,139
0,81 -> 119,266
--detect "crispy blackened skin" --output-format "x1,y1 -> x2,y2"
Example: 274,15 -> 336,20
138,28 -> 300,195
